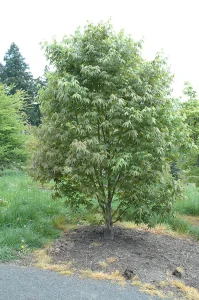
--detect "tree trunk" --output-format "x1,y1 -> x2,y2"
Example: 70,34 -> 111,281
104,202 -> 114,240
104,226 -> 114,240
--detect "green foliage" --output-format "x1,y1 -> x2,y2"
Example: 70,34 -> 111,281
0,43 -> 40,126
53,175 -> 93,210
182,82 -> 199,144
143,184 -> 199,239
180,82 -> 199,185
123,171 -> 183,226
30,21 -> 189,231
0,83 -> 27,169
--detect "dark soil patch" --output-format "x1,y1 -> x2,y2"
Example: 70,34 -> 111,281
47,225 -> 199,297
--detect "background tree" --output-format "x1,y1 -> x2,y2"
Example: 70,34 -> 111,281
180,82 -> 199,185
0,63 -> 3,76
30,66 -> 49,127
30,22 -> 188,238
0,43 -> 39,125
0,83 -> 27,169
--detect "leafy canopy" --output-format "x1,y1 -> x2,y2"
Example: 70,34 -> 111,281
180,82 -> 199,185
0,83 -> 27,169
30,22 -> 188,231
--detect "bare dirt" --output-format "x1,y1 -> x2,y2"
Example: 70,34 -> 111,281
46,225 -> 199,298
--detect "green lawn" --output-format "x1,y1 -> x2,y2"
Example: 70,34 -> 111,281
168,184 -> 199,239
0,169 -> 69,261
174,184 -> 199,216
0,169 -> 199,262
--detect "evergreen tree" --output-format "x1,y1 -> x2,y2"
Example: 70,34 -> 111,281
0,63 -> 3,76
1,43 -> 34,96
0,43 -> 39,125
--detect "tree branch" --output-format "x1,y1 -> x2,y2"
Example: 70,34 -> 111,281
94,167 -> 106,200
113,206 -> 130,223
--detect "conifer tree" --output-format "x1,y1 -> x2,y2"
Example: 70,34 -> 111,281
0,43 -> 39,125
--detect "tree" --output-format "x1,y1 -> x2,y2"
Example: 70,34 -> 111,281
0,83 -> 27,169
30,22 -> 188,238
0,43 -> 34,95
29,66 -> 49,127
0,63 -> 3,76
0,43 -> 39,125
182,82 -> 199,143
180,82 -> 199,185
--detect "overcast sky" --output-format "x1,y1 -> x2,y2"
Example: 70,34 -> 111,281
1,0 -> 199,97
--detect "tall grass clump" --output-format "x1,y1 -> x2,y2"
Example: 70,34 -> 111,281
0,169 -> 69,261
152,183 -> 199,240
173,184 -> 199,216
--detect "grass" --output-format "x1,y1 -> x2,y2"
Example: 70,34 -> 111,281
80,269 -> 126,285
0,169 -> 69,261
164,184 -> 199,240
160,280 -> 199,300
1,169 -> 198,299
1,169 -> 199,263
132,184 -> 199,241
34,248 -> 74,275
174,184 -> 199,216
132,279 -> 199,300
138,283 -> 166,298
166,216 -> 199,240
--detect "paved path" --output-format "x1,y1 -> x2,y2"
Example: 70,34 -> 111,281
0,264 -> 166,300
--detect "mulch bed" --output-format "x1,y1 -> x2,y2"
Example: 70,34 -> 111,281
47,225 -> 199,295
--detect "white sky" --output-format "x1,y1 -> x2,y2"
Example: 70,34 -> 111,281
1,0 -> 199,97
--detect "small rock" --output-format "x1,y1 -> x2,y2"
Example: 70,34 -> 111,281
172,268 -> 182,278
123,268 -> 135,280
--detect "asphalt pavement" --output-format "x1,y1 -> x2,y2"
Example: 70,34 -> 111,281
0,264 -> 167,300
